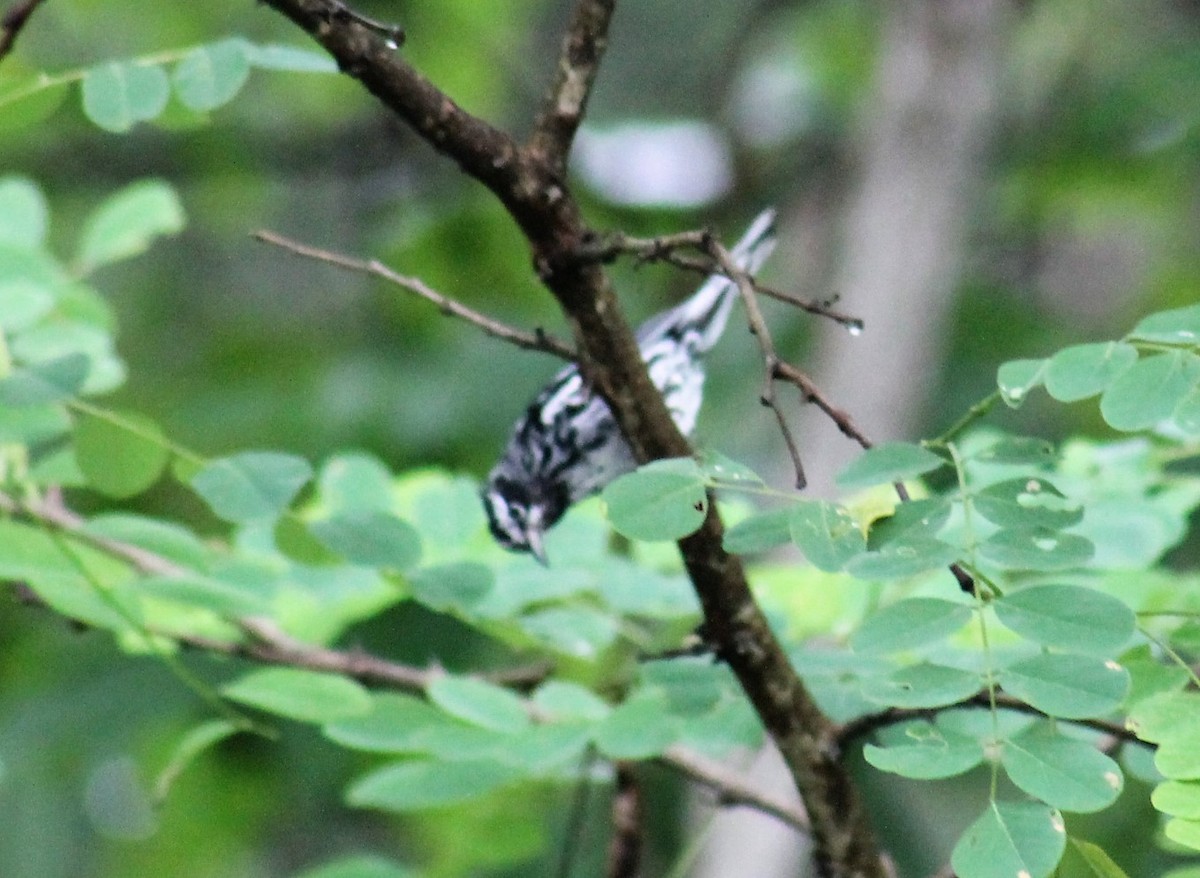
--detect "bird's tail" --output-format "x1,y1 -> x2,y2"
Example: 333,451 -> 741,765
647,208 -> 777,353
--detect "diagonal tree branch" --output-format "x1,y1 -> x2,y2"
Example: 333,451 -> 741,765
253,229 -> 575,360
253,2 -> 885,875
0,0 -> 47,62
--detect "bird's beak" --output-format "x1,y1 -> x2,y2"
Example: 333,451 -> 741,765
527,526 -> 548,566
527,509 -> 549,566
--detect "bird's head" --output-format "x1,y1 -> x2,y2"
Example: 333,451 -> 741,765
482,474 -> 566,565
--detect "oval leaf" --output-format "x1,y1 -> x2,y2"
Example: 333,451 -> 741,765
426,676 -> 530,734
1000,653 -> 1129,719
1044,342 -> 1138,402
1129,303 -> 1200,344
602,458 -> 707,541
851,598 -> 973,654
74,409 -> 170,498
77,179 -> 185,272
951,801 -> 1066,878
309,511 -> 421,570
190,451 -> 313,523
0,175 -> 48,247
863,719 -> 985,780
723,508 -> 792,554
789,499 -> 865,572
0,352 -> 89,406
1002,723 -> 1123,812
997,358 -> 1046,408
973,477 -> 1082,530
993,585 -> 1134,655
81,61 -> 170,132
978,527 -> 1093,570
860,663 -> 982,709
836,442 -> 947,489
346,759 -> 517,813
1100,351 -> 1200,432
222,668 -> 372,723
173,39 -> 252,111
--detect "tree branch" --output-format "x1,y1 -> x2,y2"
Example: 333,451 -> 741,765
606,763 -> 643,878
252,3 -> 886,874
0,0 -> 47,62
253,229 -> 574,361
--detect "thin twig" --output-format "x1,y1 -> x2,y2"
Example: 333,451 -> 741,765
253,229 -> 575,361
661,745 -> 810,833
835,691 -> 1143,750
578,229 -> 864,330
710,239 -> 807,489
527,0 -> 615,174
0,0 -> 47,62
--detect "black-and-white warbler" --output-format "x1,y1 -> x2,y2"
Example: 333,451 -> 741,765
483,210 -> 777,562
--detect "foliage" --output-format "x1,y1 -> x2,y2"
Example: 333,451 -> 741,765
5,3 -> 1200,878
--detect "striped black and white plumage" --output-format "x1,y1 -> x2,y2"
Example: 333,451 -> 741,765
483,209 -> 777,562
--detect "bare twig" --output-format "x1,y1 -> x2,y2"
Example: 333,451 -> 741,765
661,745 -> 810,833
528,0 -> 614,174
578,229 -> 864,331
710,239 -> 807,489
606,763 -> 643,878
254,229 -> 575,361
0,0 -> 47,62
835,691 -> 1143,750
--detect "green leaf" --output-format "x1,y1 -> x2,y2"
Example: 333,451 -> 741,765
1164,818 -> 1200,853
1100,351 -> 1200,431
244,42 -> 339,73
973,477 -> 1082,530
222,668 -> 372,723
723,507 -> 793,554
323,694 -> 450,754
993,585 -> 1134,655
310,511 -> 421,570
518,606 -> 619,658
74,409 -> 170,498
1044,342 -> 1139,402
346,759 -> 518,813
1129,303 -> 1200,344
970,436 -> 1056,466
1059,838 -> 1130,878
1002,723 -> 1123,812
602,458 -> 707,541
863,719 -> 985,779
318,452 -> 395,514
860,663 -> 982,709
836,442 -> 947,489
296,853 -> 416,878
1153,781 -> 1200,819
76,179 -> 185,272
530,681 -> 611,722
138,572 -> 269,615
173,39 -> 252,111
978,527 -> 1093,570
0,352 -> 89,405
1175,385 -> 1200,435
1156,730 -> 1200,780
851,598 -> 973,654
951,801 -> 1066,878
81,514 -> 210,569
152,720 -> 243,801
593,691 -> 679,759
407,562 -> 493,614
1128,691 -> 1200,743
789,499 -> 865,572
997,358 -> 1047,407
427,677 -> 530,734
0,175 -> 48,247
844,536 -> 961,579
190,451 -> 313,523
80,61 -> 170,132
867,498 -> 952,546
1000,653 -> 1129,719
0,279 -> 55,331
697,450 -> 765,486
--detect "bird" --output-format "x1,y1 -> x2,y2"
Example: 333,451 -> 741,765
482,209 -> 777,563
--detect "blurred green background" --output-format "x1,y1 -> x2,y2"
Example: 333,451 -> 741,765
2,0 -> 1199,875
